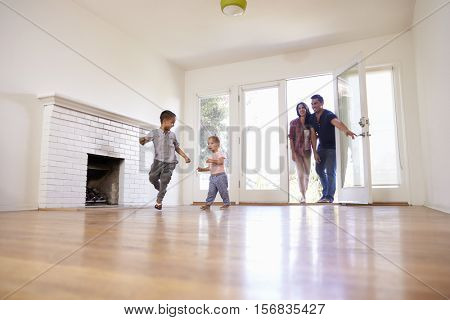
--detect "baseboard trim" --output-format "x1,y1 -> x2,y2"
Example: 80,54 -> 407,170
193,202 -> 338,206
372,202 -> 410,206
192,202 -> 411,207
193,202 -> 237,206
424,202 -> 450,214
0,204 -> 38,212
38,205 -> 151,211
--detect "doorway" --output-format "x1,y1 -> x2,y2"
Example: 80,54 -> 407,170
193,67 -> 409,205
239,82 -> 288,203
193,92 -> 232,203
287,74 -> 335,203
286,66 -> 408,204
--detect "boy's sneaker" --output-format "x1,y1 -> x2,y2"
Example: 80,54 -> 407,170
154,203 -> 162,210
220,204 -> 230,210
200,204 -> 211,210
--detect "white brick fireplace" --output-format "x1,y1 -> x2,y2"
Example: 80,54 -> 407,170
38,95 -> 155,208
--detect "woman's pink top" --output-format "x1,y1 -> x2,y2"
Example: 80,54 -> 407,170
289,117 -> 311,158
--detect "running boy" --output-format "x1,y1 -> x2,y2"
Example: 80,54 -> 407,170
139,110 -> 190,210
197,136 -> 230,210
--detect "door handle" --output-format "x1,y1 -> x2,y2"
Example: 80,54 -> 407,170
357,132 -> 372,137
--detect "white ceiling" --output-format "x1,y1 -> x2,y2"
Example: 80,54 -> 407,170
73,0 -> 415,70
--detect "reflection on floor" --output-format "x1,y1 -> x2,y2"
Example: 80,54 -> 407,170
0,205 -> 449,299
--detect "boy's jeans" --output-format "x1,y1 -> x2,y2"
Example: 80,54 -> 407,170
149,160 -> 176,203
315,148 -> 336,202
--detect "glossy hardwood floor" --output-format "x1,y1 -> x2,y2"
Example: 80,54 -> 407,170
0,205 -> 449,299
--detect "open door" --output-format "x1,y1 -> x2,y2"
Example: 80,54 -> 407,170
239,81 -> 289,203
334,57 -> 373,204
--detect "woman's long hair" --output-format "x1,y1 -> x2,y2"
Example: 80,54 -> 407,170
296,102 -> 311,125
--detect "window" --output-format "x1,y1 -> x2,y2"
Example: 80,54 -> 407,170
366,67 -> 401,186
198,94 -> 230,190
243,87 -> 281,190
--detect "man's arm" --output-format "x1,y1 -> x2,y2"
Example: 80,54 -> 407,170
197,166 -> 210,172
331,118 -> 356,139
175,147 -> 191,163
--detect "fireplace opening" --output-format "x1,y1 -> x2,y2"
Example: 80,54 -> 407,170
86,154 -> 123,206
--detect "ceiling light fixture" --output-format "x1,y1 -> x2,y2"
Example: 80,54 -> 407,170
220,0 -> 247,16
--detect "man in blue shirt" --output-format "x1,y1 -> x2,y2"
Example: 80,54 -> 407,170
310,94 -> 356,203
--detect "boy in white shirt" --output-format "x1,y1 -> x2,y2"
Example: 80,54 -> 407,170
139,110 -> 190,210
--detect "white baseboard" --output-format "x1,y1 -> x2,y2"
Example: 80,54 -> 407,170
0,203 -> 38,212
424,202 -> 450,214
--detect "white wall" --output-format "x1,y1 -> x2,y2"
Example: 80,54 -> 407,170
183,33 -> 425,206
413,0 -> 450,213
0,95 -> 42,211
0,0 -> 184,210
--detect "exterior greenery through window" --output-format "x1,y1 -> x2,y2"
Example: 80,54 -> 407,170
199,94 -> 230,189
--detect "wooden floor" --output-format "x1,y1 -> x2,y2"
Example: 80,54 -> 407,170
0,205 -> 449,299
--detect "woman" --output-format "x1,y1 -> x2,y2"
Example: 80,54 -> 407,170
289,102 -> 313,203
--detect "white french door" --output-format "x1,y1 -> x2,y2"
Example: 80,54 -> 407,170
194,65 -> 408,205
334,57 -> 373,204
193,92 -> 235,203
239,81 -> 289,203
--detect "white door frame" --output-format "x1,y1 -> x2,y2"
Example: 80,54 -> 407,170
192,63 -> 410,205
193,90 -> 237,203
367,63 -> 411,203
238,81 -> 289,203
334,56 -> 373,204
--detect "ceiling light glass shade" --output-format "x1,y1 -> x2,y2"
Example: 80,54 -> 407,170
221,0 -> 247,16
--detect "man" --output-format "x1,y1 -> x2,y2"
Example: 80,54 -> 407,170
310,94 -> 356,203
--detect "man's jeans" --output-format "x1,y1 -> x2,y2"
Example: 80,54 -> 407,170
315,148 -> 336,202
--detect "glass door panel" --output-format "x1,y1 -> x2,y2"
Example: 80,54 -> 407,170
334,58 -> 372,204
239,82 -> 288,203
194,93 -> 231,202
337,66 -> 365,188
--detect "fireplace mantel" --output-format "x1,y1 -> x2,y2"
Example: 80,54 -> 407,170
38,94 -> 155,130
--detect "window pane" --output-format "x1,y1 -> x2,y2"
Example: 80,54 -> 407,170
367,68 -> 401,185
199,94 -> 230,190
